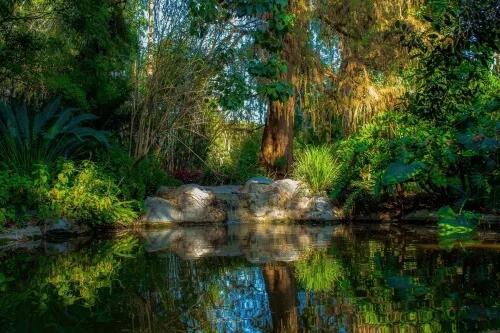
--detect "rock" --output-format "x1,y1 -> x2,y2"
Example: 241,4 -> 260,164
145,185 -> 226,223
177,185 -> 214,217
287,196 -> 313,211
156,186 -> 177,200
272,179 -> 305,196
241,177 -> 274,194
205,185 -> 242,194
146,177 -> 340,224
145,197 -> 184,222
44,218 -> 90,235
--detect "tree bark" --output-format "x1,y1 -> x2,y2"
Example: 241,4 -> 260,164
260,98 -> 295,177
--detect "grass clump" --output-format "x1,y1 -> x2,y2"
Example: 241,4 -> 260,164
293,145 -> 339,194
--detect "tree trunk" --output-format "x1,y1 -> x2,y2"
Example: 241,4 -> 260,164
260,99 -> 295,177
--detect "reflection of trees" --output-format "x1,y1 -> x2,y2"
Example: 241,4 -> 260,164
1,227 -> 499,332
294,249 -> 345,292
263,263 -> 299,333
0,236 -> 140,331
299,236 -> 500,333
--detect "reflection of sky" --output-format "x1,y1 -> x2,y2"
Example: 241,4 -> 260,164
187,266 -> 271,333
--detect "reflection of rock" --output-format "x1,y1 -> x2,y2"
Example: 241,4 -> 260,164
0,235 -> 90,253
0,226 -> 42,241
145,179 -> 340,223
143,226 -> 227,259
142,224 -> 336,262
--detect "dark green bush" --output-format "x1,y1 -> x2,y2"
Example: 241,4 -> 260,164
0,98 -> 108,174
208,129 -> 265,185
96,143 -> 182,203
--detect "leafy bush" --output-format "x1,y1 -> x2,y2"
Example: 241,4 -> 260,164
47,160 -> 138,226
330,102 -> 499,214
0,170 -> 35,226
0,159 -> 141,227
293,145 -> 339,194
0,97 -> 108,174
205,129 -> 265,185
96,143 -> 182,203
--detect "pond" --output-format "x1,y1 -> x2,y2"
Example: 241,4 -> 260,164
1,223 -> 499,332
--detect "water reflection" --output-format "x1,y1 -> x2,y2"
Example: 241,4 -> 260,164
0,223 -> 499,332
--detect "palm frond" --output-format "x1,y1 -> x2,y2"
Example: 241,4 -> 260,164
65,113 -> 98,131
69,127 -> 109,147
0,97 -> 109,172
0,100 -> 20,142
14,103 -> 30,144
33,96 -> 61,137
45,107 -> 79,140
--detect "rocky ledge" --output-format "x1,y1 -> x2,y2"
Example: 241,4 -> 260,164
145,177 -> 341,224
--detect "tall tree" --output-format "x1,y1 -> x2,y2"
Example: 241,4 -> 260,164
258,0 -> 309,176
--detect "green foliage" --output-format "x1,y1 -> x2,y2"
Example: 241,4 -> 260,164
400,0 -> 500,122
206,128 -> 265,185
46,160 -> 137,226
0,98 -> 108,173
249,56 -> 288,79
0,158 -> 141,227
189,0 -> 296,103
0,0 -> 140,114
380,161 -> 426,186
293,145 -> 339,194
0,170 -> 35,225
329,91 -> 499,213
437,206 -> 481,251
257,81 -> 295,102
96,143 -> 182,203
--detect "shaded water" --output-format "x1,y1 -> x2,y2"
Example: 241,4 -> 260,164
1,223 -> 500,332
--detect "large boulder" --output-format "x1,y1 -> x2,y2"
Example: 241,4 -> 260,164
146,184 -> 226,223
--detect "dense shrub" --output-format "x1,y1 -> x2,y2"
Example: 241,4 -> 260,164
47,160 -> 138,226
204,129 -> 265,185
330,103 -> 500,214
0,160 -> 140,227
96,143 -> 182,203
0,170 -> 36,226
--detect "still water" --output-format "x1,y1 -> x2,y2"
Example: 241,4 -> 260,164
1,223 -> 499,333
